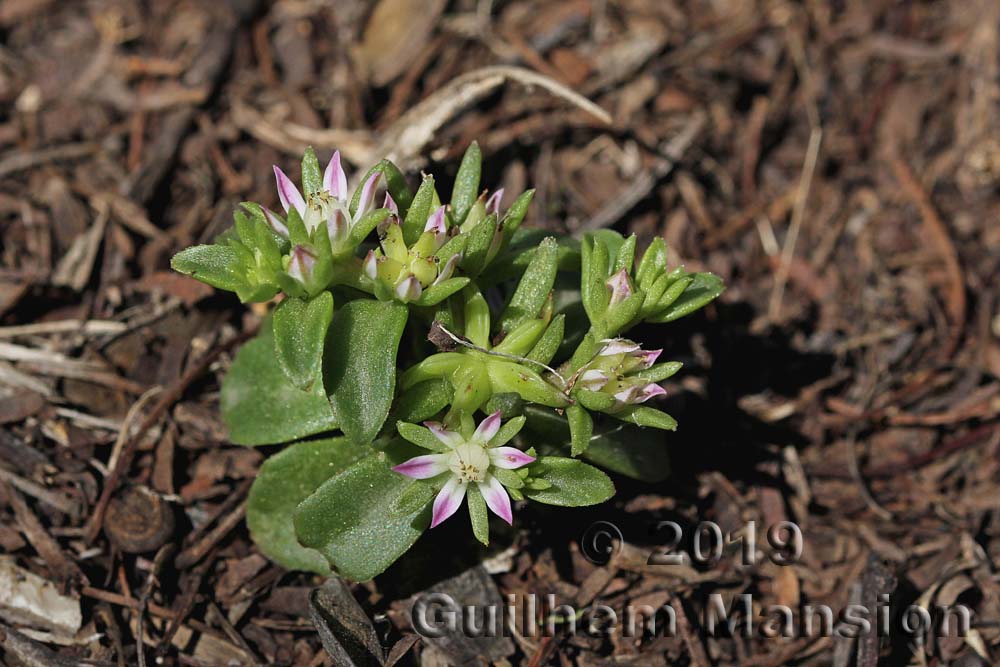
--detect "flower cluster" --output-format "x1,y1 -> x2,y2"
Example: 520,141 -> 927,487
172,142 -> 725,581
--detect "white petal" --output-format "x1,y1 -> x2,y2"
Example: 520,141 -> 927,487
273,166 -> 305,217
323,150 -> 348,201
431,477 -> 467,528
478,475 -> 512,525
471,411 -> 502,444
424,422 -> 464,449
489,447 -> 535,470
392,454 -> 449,479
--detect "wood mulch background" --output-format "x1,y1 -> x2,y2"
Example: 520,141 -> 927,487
1,0 -> 998,665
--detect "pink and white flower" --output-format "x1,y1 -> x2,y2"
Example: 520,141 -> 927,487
392,412 -> 535,528
272,151 -> 382,247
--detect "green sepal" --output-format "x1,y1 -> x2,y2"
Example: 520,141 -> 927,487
348,208 -> 391,246
286,207 -> 310,247
301,147 -> 323,196
396,421 -> 449,452
488,414 -> 526,448
567,403 -> 593,456
272,292 -> 333,390
402,176 -> 436,245
435,233 -> 469,264
613,234 -> 637,274
574,389 -> 614,411
614,405 -> 678,430
467,484 -> 490,546
492,468 -> 524,490
605,290 -> 644,336
451,142 -> 481,226
636,361 -> 684,383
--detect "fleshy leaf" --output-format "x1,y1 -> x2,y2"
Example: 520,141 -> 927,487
648,273 -> 725,323
614,405 -> 678,431
294,443 -> 429,581
498,236 -> 558,334
324,300 -> 408,444
392,378 -> 452,423
396,421 -> 449,452
171,245 -> 246,294
413,277 -> 470,307
273,292 -> 333,390
467,484 -> 490,546
402,176 -> 435,245
567,404 -> 593,456
221,324 -> 337,446
247,437 -> 366,574
523,457 -> 614,507
451,142 -> 481,226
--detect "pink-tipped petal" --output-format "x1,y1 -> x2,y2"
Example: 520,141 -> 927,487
424,422 -> 464,449
287,245 -> 316,285
485,188 -> 505,215
395,274 -> 422,302
363,250 -> 379,280
489,447 -> 535,470
392,454 -> 449,479
273,166 -> 306,217
633,348 -> 662,369
606,268 -> 632,306
478,476 -> 513,525
472,411 -> 502,444
383,191 -> 399,216
261,206 -> 289,238
430,477 -> 467,528
355,172 -> 382,220
578,369 -> 609,391
600,339 -> 641,356
616,383 -> 667,405
432,253 -> 461,285
323,150 -> 348,200
424,205 -> 448,237
326,208 -> 348,245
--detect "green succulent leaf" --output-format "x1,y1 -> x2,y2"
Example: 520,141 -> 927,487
402,176 -> 436,245
486,359 -> 569,407
613,405 -> 678,431
523,406 -> 670,482
526,313 -> 565,366
391,480 -> 436,517
301,147 -> 323,196
273,292 -> 333,390
648,272 -> 725,323
524,457 -> 614,507
636,361 -> 684,383
466,484 -> 490,545
393,379 -> 452,423
396,421 -> 449,452
324,300 -> 408,444
500,189 -> 535,244
498,236 -> 558,334
221,324 -> 337,446
171,245 -> 247,295
294,443 -> 429,581
459,213 -> 499,276
413,277 -> 470,307
247,437 -> 366,574
451,142 -> 481,226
